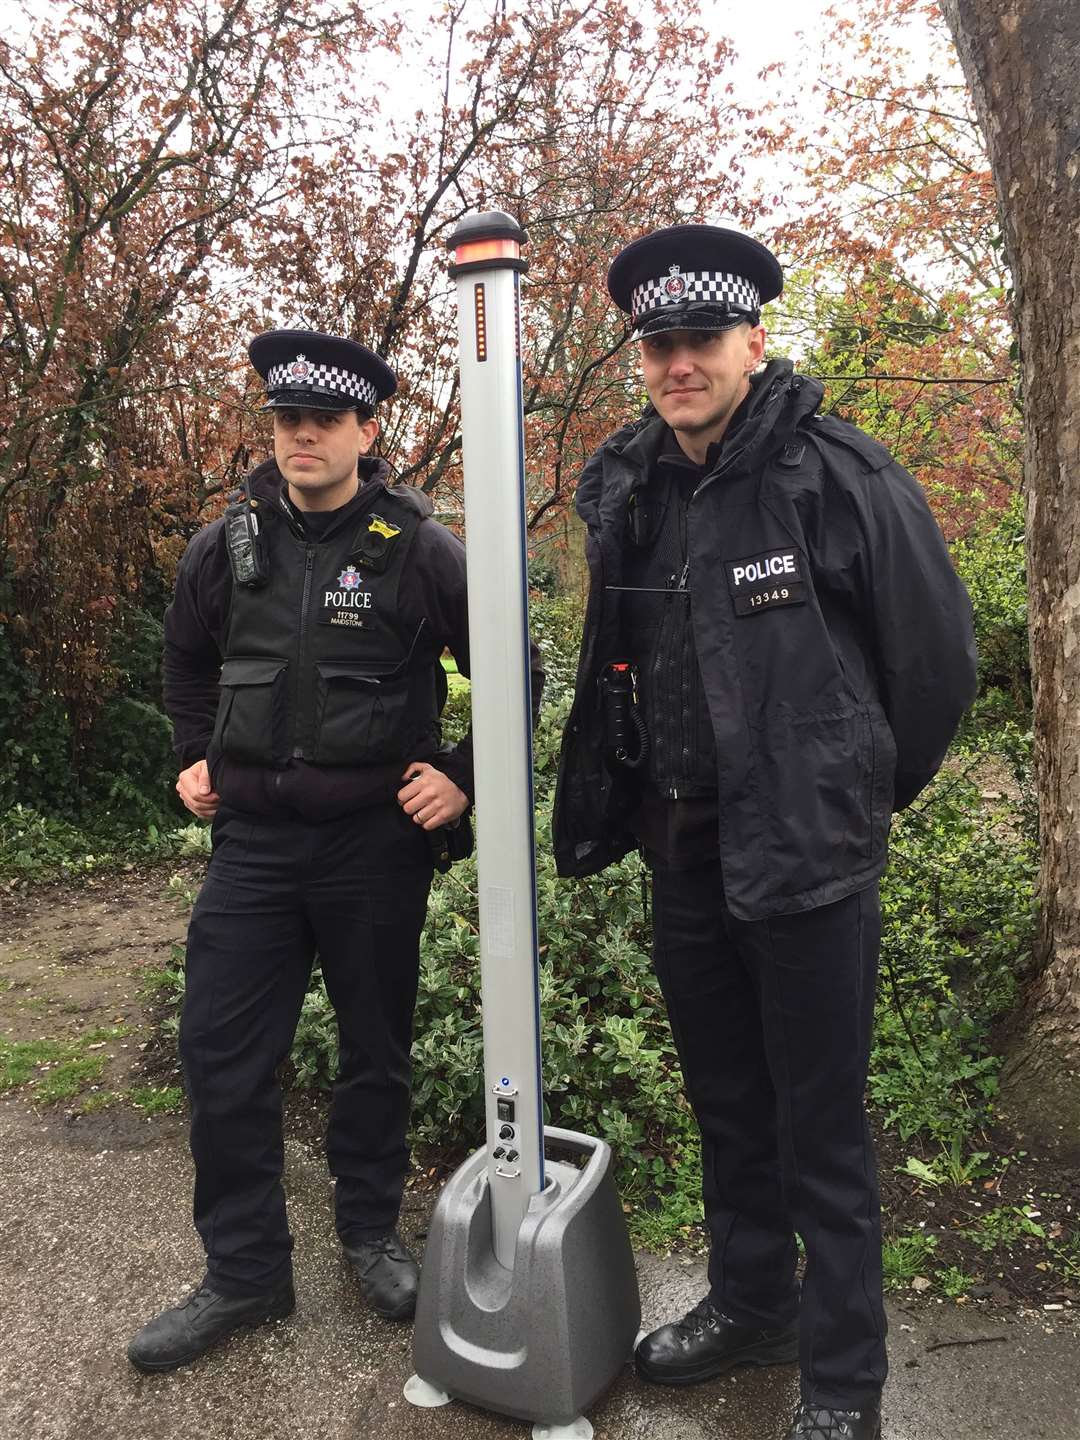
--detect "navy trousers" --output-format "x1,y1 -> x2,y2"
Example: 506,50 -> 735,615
179,802 -> 433,1296
650,863 -> 887,1409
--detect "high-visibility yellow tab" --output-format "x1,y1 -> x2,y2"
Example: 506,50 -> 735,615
368,516 -> 401,540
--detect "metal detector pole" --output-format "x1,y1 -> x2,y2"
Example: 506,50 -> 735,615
447,211 -> 544,1267
408,213 -> 640,1431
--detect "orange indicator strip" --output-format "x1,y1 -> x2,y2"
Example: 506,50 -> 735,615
454,238 -> 522,264
474,283 -> 487,362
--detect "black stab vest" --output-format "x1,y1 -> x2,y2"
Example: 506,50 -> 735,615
211,490 -> 441,769
621,463 -> 717,798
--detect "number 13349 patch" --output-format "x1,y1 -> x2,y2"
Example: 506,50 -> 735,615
725,549 -> 807,616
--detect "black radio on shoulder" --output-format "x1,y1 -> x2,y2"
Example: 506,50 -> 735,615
224,485 -> 270,589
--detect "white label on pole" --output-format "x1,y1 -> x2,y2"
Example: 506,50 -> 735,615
486,886 -> 516,959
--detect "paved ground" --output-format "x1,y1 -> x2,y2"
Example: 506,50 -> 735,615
2,1096 -> 1078,1440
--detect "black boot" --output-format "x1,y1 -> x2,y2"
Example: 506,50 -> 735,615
635,1296 -> 799,1386
342,1228 -> 419,1320
784,1404 -> 882,1439
127,1278 -> 295,1373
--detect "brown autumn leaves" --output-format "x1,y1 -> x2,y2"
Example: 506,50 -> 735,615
0,0 -> 1015,729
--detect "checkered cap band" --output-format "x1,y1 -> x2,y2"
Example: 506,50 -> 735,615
267,359 -> 379,408
631,269 -> 761,322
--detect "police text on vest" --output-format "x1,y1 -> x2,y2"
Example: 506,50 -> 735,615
730,554 -> 797,588
725,549 -> 807,616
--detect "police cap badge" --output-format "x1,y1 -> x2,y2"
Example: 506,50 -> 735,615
607,224 -> 783,339
248,328 -> 397,412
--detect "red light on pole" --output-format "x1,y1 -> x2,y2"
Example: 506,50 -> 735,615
453,237 -> 523,266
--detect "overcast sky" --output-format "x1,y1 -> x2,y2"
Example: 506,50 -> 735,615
2,0 -> 939,240
2,0 -> 922,124
706,0 -> 834,92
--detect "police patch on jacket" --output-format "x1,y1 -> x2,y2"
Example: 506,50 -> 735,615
319,565 -> 374,628
725,548 -> 806,616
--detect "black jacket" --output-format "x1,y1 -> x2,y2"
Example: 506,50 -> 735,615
164,456 -> 537,820
552,360 -> 978,920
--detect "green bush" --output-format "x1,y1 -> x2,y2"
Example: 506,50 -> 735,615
0,595 -> 178,831
409,804 -> 696,1210
872,727 -> 1036,1142
82,694 -> 177,828
79,608 -> 177,829
951,493 -> 1029,722
439,676 -> 471,749
436,593 -> 582,757
527,552 -> 561,597
0,808 -> 198,882
0,594 -> 80,815
528,594 -> 584,709
110,607 -> 166,703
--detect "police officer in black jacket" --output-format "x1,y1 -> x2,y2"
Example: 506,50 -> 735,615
129,330 -> 538,1372
553,228 -> 977,1440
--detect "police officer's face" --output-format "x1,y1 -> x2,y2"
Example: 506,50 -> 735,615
639,324 -> 766,456
272,407 -> 379,509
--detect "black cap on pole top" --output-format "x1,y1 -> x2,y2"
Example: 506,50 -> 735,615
448,210 -> 526,250
448,210 -> 528,277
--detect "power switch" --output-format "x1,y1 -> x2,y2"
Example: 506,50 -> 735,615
496,1098 -> 515,1123
499,1124 -> 515,1141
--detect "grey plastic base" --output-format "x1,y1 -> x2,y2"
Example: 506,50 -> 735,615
412,1126 -> 641,1428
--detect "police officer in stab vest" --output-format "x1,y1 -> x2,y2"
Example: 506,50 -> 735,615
130,330 -> 542,1371
553,228 -> 977,1440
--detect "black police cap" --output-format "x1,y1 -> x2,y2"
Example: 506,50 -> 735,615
607,224 -> 783,338
248,329 -> 397,411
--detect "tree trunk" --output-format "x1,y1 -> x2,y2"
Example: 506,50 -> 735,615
939,0 -> 1080,1146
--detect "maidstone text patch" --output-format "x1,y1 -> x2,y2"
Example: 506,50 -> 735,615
725,548 -> 807,616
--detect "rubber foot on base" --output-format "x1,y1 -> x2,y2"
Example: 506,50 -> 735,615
404,1374 -> 452,1408
532,1420 -> 593,1439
